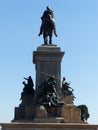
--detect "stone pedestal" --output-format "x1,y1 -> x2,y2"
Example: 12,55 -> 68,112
61,104 -> 82,123
33,45 -> 64,91
0,123 -> 98,130
12,106 -> 36,122
60,95 -> 82,123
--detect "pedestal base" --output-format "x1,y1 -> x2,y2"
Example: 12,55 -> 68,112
0,123 -> 98,130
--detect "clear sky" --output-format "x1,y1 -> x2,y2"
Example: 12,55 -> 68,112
0,0 -> 98,124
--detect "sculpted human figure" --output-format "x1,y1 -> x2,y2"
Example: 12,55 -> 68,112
62,77 -> 74,96
39,6 -> 55,36
24,76 -> 34,88
38,6 -> 57,44
20,76 -> 35,99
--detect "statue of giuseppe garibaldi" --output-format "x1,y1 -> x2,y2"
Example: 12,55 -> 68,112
39,6 -> 57,44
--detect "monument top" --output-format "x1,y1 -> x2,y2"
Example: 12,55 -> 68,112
38,6 -> 57,45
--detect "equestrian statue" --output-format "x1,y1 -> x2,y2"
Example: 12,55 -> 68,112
39,6 -> 57,44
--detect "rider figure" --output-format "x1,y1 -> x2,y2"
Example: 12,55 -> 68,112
41,6 -> 55,22
39,6 -> 56,36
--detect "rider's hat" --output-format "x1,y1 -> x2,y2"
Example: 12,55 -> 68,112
46,6 -> 51,11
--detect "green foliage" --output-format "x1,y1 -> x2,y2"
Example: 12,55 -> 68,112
77,104 -> 90,122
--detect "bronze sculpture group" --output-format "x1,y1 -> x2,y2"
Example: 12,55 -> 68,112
20,76 -> 35,100
36,76 -> 64,107
20,74 -> 89,121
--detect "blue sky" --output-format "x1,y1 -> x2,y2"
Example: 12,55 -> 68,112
0,0 -> 98,124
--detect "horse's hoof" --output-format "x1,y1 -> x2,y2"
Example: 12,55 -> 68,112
38,33 -> 42,36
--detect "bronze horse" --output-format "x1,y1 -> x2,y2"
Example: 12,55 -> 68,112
39,14 -> 57,44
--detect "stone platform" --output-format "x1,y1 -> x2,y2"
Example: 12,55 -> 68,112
0,122 -> 98,130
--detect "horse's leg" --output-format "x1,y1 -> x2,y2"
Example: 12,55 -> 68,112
49,34 -> 52,44
43,33 -> 48,44
45,36 -> 48,44
43,34 -> 45,44
46,36 -> 48,44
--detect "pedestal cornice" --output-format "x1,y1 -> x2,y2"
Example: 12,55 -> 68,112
33,45 -> 65,64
